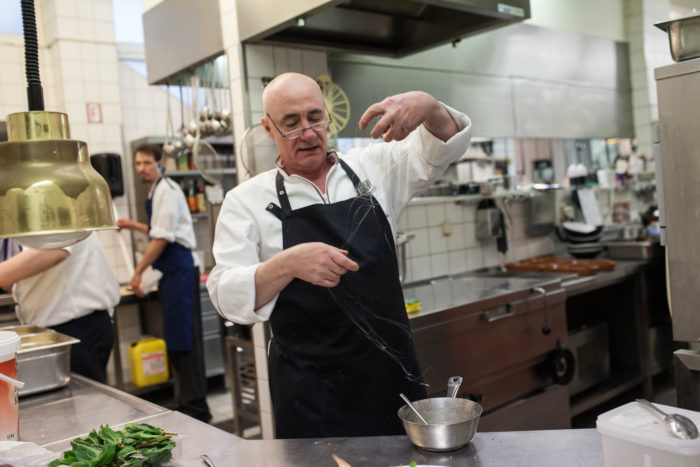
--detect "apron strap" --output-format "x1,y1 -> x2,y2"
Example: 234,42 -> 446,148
275,171 -> 293,214
337,157 -> 372,196
266,202 -> 286,220
266,171 -> 292,220
267,156 -> 371,221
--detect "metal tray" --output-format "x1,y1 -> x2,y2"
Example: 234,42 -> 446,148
655,14 -> 700,62
604,240 -> 654,260
0,325 -> 79,397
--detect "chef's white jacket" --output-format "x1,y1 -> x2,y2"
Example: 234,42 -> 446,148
207,105 -> 471,324
149,176 -> 197,250
13,233 -> 120,327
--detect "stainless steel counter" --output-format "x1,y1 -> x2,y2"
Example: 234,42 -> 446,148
402,258 -> 647,319
20,376 -> 604,466
19,375 -> 167,447
558,258 -> 646,297
402,273 -> 565,320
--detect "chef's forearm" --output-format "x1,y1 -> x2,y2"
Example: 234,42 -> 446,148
0,249 -> 69,290
134,238 -> 168,274
423,100 -> 459,142
254,251 -> 295,310
130,221 -> 149,235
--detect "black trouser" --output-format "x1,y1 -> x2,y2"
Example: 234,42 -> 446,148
169,349 -> 211,422
167,268 -> 211,423
50,310 -> 113,383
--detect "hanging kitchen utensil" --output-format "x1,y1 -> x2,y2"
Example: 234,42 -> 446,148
162,84 -> 176,160
475,198 -> 501,240
237,124 -> 277,179
190,72 -> 228,187
496,207 -> 508,255
208,62 -> 223,136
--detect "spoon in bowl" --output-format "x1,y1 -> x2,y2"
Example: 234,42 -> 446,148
636,399 -> 699,440
400,393 -> 429,425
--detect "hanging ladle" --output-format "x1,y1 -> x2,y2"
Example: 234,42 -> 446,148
637,399 -> 699,440
400,393 -> 429,425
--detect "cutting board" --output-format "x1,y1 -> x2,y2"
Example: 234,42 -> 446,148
506,257 -> 616,276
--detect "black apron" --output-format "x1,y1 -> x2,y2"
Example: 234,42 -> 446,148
266,158 -> 426,439
146,177 -> 194,351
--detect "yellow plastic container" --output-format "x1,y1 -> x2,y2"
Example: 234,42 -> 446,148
405,298 -> 422,315
129,337 -> 169,387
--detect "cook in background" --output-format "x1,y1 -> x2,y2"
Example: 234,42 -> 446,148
117,144 -> 211,423
0,233 -> 120,383
207,72 -> 472,438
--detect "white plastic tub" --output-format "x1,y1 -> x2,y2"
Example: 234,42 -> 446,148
597,401 -> 700,467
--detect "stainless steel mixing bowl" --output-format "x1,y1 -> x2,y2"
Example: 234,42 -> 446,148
398,397 -> 483,452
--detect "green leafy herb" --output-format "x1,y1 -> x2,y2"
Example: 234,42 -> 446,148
49,423 -> 176,467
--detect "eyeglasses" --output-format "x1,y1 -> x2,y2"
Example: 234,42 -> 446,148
266,112 -> 332,140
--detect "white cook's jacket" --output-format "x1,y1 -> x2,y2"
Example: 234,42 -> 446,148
207,104 -> 471,324
149,176 -> 196,250
13,233 -> 120,327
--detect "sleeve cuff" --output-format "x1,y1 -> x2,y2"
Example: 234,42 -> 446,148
148,227 -> 175,243
417,103 -> 472,167
209,263 -> 277,324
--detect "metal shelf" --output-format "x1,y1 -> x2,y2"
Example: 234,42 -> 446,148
165,168 -> 237,177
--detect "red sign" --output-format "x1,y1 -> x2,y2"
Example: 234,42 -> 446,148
86,103 -> 102,124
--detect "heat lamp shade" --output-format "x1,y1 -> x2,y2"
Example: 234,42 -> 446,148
0,138 -> 116,249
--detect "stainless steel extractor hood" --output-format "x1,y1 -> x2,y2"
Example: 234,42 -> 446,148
237,0 -> 530,57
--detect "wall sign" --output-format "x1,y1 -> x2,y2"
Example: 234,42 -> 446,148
86,103 -> 103,124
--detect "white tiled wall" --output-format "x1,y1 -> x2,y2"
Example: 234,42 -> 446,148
624,0 -> 672,158
397,196 -> 557,284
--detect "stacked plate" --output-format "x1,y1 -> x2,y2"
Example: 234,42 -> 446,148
567,242 -> 604,259
562,222 -> 603,244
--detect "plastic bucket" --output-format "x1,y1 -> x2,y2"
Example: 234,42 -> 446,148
0,331 -> 21,440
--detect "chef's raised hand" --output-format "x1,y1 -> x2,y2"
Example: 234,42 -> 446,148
358,91 -> 459,143
289,242 -> 359,288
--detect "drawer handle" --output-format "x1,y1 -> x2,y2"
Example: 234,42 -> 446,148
479,304 -> 514,322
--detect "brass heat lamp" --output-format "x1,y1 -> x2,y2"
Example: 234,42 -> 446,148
0,1 -> 115,249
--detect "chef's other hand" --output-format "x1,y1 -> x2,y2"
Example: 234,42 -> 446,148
289,242 -> 359,288
358,91 -> 441,142
128,273 -> 145,298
